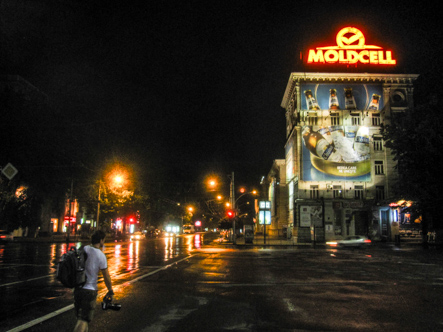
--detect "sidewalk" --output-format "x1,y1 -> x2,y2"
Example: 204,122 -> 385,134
217,235 -> 318,247
216,234 -> 429,249
12,234 -> 88,243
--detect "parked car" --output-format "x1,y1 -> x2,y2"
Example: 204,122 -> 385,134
326,235 -> 371,248
130,231 -> 145,241
0,230 -> 14,243
146,229 -> 161,237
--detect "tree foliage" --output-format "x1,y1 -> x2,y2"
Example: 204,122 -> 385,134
382,73 -> 443,231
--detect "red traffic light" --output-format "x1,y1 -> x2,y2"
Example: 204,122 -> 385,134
226,210 -> 235,218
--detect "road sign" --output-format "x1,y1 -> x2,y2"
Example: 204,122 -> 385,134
1,163 -> 18,180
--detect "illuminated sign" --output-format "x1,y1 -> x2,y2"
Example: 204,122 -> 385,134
64,216 -> 76,223
258,201 -> 271,225
307,27 -> 396,65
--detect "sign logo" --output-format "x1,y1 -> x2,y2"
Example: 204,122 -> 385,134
307,27 -> 396,65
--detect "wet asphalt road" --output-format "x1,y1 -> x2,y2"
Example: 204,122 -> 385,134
2,234 -> 443,331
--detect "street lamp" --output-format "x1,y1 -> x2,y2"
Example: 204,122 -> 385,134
97,169 -> 129,230
206,177 -> 219,192
114,175 -> 123,185
232,188 -> 258,244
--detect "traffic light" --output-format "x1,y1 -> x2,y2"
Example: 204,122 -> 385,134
226,210 -> 235,218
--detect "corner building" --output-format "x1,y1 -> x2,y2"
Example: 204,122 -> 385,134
280,72 -> 418,243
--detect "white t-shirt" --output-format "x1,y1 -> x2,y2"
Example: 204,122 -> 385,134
83,245 -> 108,291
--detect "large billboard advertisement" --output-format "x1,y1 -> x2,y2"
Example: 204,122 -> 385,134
301,83 -> 384,111
301,83 -> 380,182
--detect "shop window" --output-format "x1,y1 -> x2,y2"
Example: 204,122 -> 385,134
372,113 -> 381,126
333,185 -> 343,198
308,112 -> 318,126
351,113 -> 360,125
310,185 -> 319,199
373,136 -> 384,151
354,185 -> 364,199
376,186 -> 385,200
375,160 -> 384,175
330,112 -> 340,125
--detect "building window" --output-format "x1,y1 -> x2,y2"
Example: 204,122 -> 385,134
375,160 -> 384,175
376,186 -> 385,200
308,112 -> 318,126
333,185 -> 343,198
373,136 -> 383,151
372,113 -> 381,126
330,112 -> 340,125
310,185 -> 319,199
351,113 -> 360,125
354,185 -> 364,199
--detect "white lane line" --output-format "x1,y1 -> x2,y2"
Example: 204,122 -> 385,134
7,305 -> 74,332
0,275 -> 51,287
6,254 -> 197,332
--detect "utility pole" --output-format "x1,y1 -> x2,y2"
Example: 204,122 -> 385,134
66,179 -> 73,243
230,172 -> 236,244
97,181 -> 101,231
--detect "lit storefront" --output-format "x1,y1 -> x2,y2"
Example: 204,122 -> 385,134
63,198 -> 78,234
279,27 -> 418,243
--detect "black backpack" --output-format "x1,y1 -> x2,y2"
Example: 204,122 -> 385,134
56,246 -> 87,288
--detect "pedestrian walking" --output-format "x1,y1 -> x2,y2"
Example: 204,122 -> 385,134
73,230 -> 114,332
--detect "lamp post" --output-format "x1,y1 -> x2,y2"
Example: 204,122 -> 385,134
228,172 -> 236,244
66,178 -> 74,242
97,180 -> 103,231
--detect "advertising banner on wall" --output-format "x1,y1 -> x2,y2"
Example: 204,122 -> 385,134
300,206 -> 323,227
301,83 -> 384,111
302,125 -> 372,181
301,83 -> 378,182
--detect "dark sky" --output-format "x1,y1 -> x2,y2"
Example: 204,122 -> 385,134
2,0 -> 442,189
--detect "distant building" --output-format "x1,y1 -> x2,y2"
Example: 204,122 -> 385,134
260,160 -> 288,237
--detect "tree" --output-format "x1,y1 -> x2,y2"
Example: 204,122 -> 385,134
382,73 -> 443,244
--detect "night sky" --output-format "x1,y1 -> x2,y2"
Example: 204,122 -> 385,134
1,0 -> 442,189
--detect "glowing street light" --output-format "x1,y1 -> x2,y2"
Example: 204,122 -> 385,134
114,175 -> 123,185
97,164 -> 132,229
206,176 -> 219,192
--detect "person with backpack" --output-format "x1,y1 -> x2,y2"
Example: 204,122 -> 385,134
73,230 -> 114,332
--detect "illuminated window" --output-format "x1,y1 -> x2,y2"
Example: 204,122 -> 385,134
308,112 -> 318,126
310,185 -> 319,199
393,209 -> 398,222
333,185 -> 343,198
351,113 -> 360,125
330,112 -> 340,125
372,113 -> 381,126
375,160 -> 384,175
376,186 -> 385,200
373,136 -> 384,151
354,185 -> 364,199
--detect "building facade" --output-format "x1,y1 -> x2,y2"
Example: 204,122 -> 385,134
280,72 -> 418,243
259,160 -> 288,237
